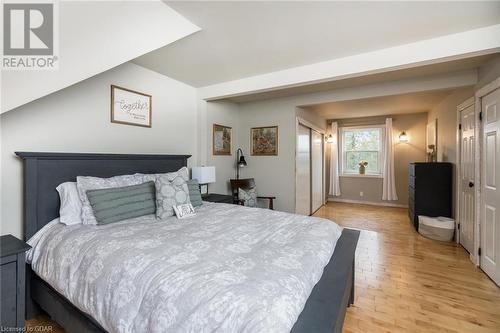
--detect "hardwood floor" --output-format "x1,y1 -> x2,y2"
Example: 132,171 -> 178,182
26,202 -> 500,333
314,202 -> 500,333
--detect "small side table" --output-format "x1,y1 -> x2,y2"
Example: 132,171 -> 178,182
202,193 -> 234,204
1,234 -> 31,329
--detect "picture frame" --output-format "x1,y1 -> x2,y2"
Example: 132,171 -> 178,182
111,85 -> 152,128
213,124 -> 232,155
251,126 -> 278,156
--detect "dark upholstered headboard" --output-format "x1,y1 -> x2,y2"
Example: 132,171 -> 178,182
16,152 -> 191,240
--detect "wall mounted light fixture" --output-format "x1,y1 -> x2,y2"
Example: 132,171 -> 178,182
399,131 -> 409,143
325,134 -> 334,143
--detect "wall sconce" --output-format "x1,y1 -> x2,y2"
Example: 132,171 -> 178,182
399,131 -> 409,143
325,134 -> 334,143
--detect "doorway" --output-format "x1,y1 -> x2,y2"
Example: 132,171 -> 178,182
295,119 -> 325,215
479,83 -> 500,286
457,98 -> 475,254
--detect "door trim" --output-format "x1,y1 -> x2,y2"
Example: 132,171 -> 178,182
473,76 -> 500,267
455,97 -> 475,246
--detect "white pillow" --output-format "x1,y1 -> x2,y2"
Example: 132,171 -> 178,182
56,182 -> 83,225
76,174 -> 143,225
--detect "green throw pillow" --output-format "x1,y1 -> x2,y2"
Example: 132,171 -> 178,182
86,181 -> 156,225
187,179 -> 203,207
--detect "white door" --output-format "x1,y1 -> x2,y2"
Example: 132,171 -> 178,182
460,104 -> 475,253
481,87 -> 500,286
311,130 -> 324,213
296,124 -> 311,215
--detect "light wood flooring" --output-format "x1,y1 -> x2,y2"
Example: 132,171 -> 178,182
26,202 -> 500,333
314,202 -> 500,333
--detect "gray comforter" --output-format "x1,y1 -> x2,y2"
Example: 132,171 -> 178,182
27,202 -> 342,333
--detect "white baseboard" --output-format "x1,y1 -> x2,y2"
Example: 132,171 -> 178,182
327,197 -> 408,208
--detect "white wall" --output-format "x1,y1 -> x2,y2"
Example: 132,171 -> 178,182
205,101 -> 240,194
476,54 -> 500,90
1,62 -> 198,238
235,101 -> 326,213
427,55 -> 500,217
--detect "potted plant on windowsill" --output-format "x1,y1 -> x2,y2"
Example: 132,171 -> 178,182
358,160 -> 368,174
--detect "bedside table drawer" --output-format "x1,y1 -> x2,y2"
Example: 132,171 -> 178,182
0,260 -> 17,328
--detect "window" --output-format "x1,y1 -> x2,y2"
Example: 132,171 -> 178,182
340,126 -> 384,176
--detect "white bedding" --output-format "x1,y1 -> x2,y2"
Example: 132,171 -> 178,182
27,202 -> 342,333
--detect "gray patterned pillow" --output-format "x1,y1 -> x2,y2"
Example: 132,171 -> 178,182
155,167 -> 191,219
77,174 -> 143,225
238,187 -> 257,207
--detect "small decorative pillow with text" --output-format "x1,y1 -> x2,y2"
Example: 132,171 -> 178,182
238,187 -> 258,207
155,168 -> 191,219
173,203 -> 196,219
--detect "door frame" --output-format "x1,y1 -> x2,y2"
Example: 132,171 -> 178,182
473,76 -> 500,266
455,97 -> 475,247
295,117 -> 326,215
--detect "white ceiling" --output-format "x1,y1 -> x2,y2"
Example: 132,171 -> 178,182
310,90 -> 454,119
227,54 -> 497,103
133,1 -> 500,87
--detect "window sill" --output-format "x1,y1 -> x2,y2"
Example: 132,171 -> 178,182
340,173 -> 383,179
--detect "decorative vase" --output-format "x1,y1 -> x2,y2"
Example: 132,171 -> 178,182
359,165 -> 365,174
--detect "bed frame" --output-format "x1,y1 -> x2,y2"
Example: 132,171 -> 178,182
17,152 -> 359,333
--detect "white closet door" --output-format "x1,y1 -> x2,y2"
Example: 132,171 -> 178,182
481,87 -> 500,286
460,104 -> 475,253
296,124 -> 311,215
311,129 -> 324,213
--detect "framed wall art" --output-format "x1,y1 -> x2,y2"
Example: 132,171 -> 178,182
251,126 -> 278,156
111,85 -> 152,127
213,124 -> 232,155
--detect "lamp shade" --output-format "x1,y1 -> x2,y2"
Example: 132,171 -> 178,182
192,166 -> 216,184
238,155 -> 247,167
399,131 -> 409,143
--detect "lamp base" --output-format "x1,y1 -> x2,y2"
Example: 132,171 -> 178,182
199,184 -> 208,195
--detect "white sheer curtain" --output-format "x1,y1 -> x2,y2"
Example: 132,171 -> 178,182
329,122 -> 341,196
382,118 -> 398,200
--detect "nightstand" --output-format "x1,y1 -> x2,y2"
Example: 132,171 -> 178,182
202,193 -> 234,204
1,235 -> 31,329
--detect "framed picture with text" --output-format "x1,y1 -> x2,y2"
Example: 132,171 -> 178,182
111,85 -> 152,128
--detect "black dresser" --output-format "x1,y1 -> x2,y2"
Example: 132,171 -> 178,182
408,162 -> 453,230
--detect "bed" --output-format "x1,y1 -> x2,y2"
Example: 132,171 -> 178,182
17,152 -> 359,333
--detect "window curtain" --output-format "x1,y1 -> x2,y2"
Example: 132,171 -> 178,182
329,122 -> 341,196
382,118 -> 398,201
